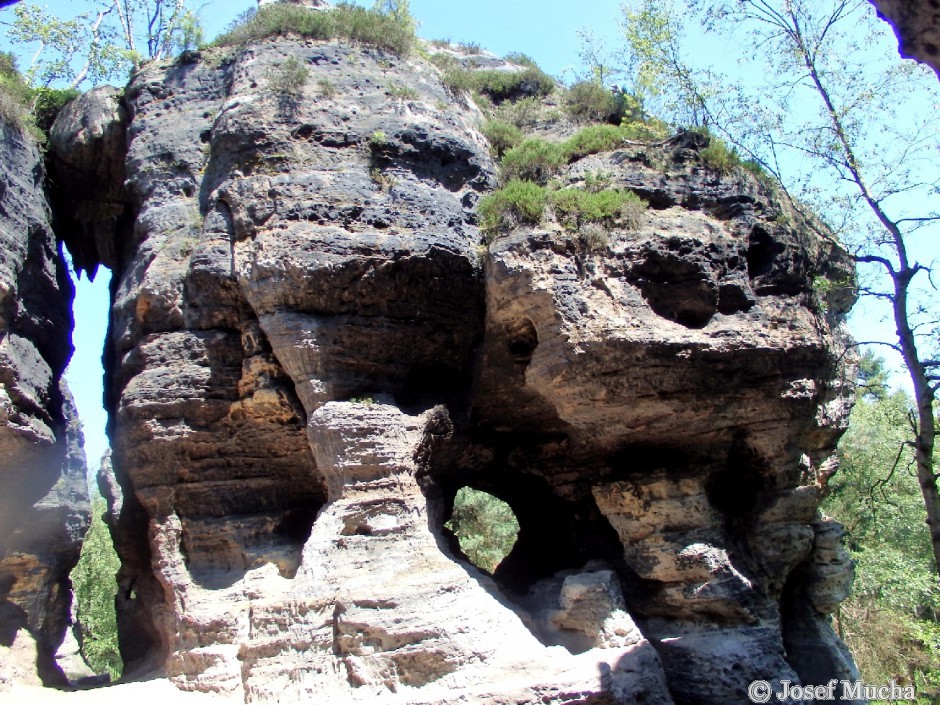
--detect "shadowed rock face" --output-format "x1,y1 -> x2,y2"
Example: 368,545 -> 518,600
872,0 -> 940,76
0,120 -> 88,688
44,32 -> 859,704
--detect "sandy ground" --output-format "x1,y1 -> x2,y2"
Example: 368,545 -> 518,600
3,680 -> 242,704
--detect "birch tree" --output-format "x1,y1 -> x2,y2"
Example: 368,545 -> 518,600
7,0 -> 203,90
622,0 -> 940,576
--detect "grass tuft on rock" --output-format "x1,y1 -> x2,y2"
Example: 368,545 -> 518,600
477,178 -> 547,238
215,2 -> 416,55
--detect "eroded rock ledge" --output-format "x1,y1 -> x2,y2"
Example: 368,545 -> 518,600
45,32 -> 860,705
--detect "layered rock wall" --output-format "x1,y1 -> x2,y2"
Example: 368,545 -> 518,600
44,25 -> 861,704
0,117 -> 88,688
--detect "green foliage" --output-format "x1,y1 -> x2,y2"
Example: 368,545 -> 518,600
480,119 -> 522,157
9,1 -> 205,90
622,0 -> 715,128
71,497 -> 122,679
691,127 -> 741,174
265,56 -> 308,98
564,81 -> 642,125
549,187 -> 647,231
474,66 -> 554,103
562,123 -> 625,161
582,171 -> 613,192
490,95 -> 544,128
0,53 -> 77,141
434,55 -> 554,105
826,392 -> 938,615
577,222 -> 609,252
369,129 -> 387,149
620,117 -> 671,142
372,0 -> 416,35
824,389 -> 940,696
30,85 -> 80,131
369,167 -> 397,191
9,2 -> 128,88
215,1 -> 416,56
500,137 -> 566,183
0,52 -> 35,135
857,349 -> 890,401
504,52 -> 538,69
316,78 -> 337,98
477,177 -> 646,242
387,82 -> 419,100
477,178 -> 547,236
445,487 -> 519,573
498,123 -> 660,184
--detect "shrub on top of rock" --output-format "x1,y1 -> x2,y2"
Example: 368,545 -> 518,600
564,81 -> 643,125
431,53 -> 555,105
477,178 -> 648,243
500,137 -> 567,183
477,178 -> 548,238
215,1 -> 417,55
481,119 -> 523,158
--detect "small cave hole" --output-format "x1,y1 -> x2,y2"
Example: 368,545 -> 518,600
746,226 -> 780,279
505,318 -> 538,366
444,487 -> 520,574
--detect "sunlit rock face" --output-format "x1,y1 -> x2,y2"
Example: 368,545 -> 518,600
871,0 -> 940,76
0,117 -> 88,689
44,25 -> 859,704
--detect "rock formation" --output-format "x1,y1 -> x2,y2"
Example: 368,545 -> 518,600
4,11 -> 862,703
0,117 -> 89,687
871,0 -> 940,76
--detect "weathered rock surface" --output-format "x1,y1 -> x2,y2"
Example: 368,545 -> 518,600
872,0 -> 940,76
42,24 -> 861,704
0,118 -> 88,688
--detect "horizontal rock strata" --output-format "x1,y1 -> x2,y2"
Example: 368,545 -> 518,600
0,116 -> 88,688
46,28 -> 861,704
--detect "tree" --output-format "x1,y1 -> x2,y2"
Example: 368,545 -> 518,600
824,383 -> 940,693
71,497 -> 122,679
622,0 -> 940,579
372,0 -> 415,36
445,488 -> 520,573
7,0 -> 203,90
8,2 -> 124,88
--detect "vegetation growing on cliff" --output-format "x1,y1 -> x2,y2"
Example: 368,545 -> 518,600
477,179 -> 647,243
0,51 -> 34,133
434,62 -> 554,105
71,496 -> 122,679
215,1 -> 417,56
0,51 -> 77,141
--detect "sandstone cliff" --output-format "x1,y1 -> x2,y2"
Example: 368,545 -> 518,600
21,9 -> 862,704
871,0 -> 940,76
0,116 -> 89,687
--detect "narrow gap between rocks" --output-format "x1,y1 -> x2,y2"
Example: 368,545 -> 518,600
62,259 -> 124,684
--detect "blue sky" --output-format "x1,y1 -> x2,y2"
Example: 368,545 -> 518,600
2,0 -> 934,476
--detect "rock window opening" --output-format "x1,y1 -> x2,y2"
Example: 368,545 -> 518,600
444,487 -> 520,574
